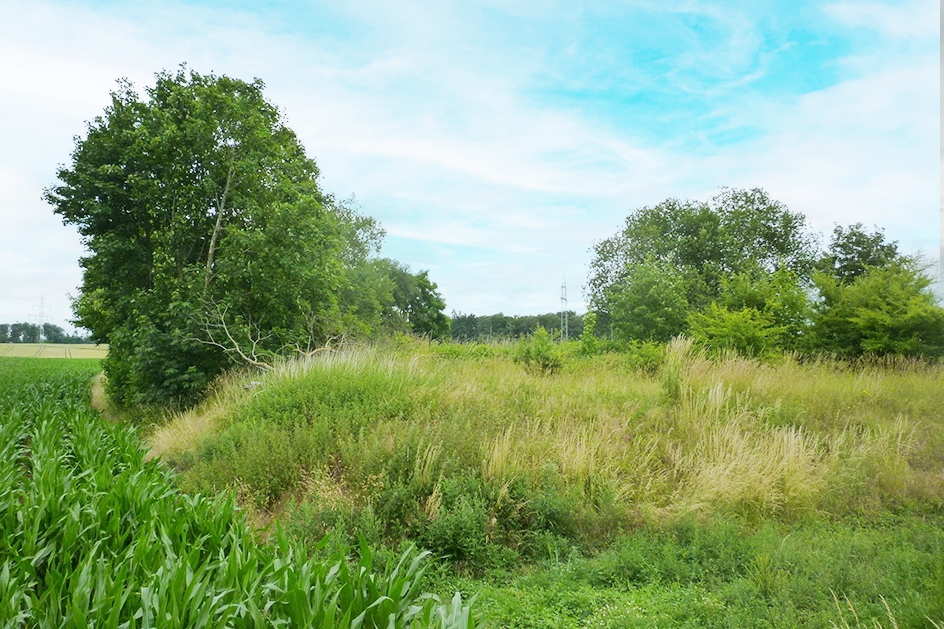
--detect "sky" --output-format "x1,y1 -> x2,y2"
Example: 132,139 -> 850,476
0,0 -> 939,330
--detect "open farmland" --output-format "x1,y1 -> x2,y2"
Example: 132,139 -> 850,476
0,343 -> 107,359
0,357 -> 474,627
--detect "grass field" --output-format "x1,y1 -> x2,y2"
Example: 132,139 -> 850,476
0,342 -> 107,359
0,356 -> 475,627
149,339 -> 944,627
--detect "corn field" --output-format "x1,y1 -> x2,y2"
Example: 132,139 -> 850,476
0,358 -> 475,628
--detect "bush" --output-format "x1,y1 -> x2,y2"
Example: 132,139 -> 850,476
514,326 -> 563,374
604,338 -> 666,372
812,262 -> 944,358
688,303 -> 784,358
422,493 -> 490,565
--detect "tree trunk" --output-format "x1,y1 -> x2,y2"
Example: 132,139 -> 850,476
205,155 -> 235,289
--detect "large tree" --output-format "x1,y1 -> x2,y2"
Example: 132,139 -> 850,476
816,223 -> 902,285
47,68 -> 374,406
375,259 -> 451,340
588,188 -> 816,339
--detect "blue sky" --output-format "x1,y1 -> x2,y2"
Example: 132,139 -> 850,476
0,0 -> 939,329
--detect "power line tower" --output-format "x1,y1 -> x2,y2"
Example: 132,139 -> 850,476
29,294 -> 53,343
560,276 -> 569,342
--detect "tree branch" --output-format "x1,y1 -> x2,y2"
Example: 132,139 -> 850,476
199,303 -> 274,371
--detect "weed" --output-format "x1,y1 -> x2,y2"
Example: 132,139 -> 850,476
662,336 -> 697,402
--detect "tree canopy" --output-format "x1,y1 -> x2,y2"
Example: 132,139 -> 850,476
586,189 -> 943,358
376,260 -> 451,340
47,68 -> 446,406
607,258 -> 690,343
587,188 -> 816,341
816,223 -> 902,285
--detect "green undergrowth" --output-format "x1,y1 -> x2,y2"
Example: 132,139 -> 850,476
0,357 -> 475,627
431,515 -> 944,627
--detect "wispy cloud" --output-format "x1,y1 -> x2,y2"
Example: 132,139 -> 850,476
823,0 -> 939,39
0,0 -> 937,321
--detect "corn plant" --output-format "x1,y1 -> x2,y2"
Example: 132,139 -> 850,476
0,358 -> 476,628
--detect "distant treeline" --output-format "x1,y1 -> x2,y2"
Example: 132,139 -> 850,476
0,323 -> 90,344
450,311 -> 584,342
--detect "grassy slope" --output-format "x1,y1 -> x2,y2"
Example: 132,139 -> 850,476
150,341 -> 944,627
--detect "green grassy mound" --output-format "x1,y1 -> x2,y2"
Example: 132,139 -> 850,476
150,342 -> 944,626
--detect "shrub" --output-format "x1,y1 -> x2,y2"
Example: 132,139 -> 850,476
688,303 -> 784,358
579,311 -> 600,355
422,493 -> 490,566
812,262 -> 944,358
614,339 -> 666,372
514,325 -> 563,374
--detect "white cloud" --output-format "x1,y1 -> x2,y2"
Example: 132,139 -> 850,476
0,0 -> 938,320
823,0 -> 939,39
707,54 -> 939,255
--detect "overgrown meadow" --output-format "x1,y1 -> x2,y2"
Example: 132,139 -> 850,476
0,357 -> 475,628
151,338 -> 944,627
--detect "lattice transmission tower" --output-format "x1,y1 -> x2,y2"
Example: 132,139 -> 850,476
560,276 -> 569,341
29,294 -> 53,343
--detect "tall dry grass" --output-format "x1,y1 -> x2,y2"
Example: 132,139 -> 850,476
150,341 -> 944,536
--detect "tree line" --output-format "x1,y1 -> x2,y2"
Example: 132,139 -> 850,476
450,311 -> 584,342
457,190 -> 942,360
584,188 -> 944,358
0,323 -> 90,344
